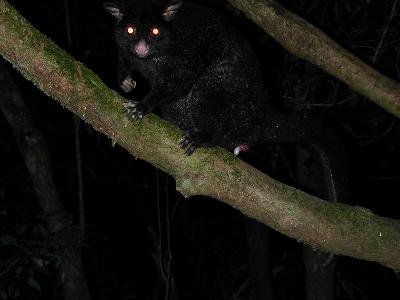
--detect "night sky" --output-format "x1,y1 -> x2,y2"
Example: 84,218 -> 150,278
0,0 -> 399,299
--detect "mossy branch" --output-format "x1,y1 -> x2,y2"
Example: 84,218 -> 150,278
1,0 -> 400,269
228,0 -> 400,119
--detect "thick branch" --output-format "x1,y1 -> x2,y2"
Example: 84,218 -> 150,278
228,0 -> 400,119
0,0 -> 399,269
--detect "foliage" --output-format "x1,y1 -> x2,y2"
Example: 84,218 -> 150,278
0,216 -> 62,300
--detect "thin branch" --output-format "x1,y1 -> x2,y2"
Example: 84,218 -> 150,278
372,0 -> 399,63
74,117 -> 85,232
63,0 -> 85,233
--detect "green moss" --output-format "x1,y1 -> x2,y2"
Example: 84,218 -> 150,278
219,148 -> 237,165
213,169 -> 228,183
44,42 -> 78,82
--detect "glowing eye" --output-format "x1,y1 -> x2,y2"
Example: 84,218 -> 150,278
151,27 -> 160,36
126,26 -> 136,35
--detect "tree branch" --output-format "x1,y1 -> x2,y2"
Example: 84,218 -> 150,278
228,0 -> 400,119
0,0 -> 399,269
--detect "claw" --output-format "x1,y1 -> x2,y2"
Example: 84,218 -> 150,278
179,133 -> 200,156
184,141 -> 198,155
178,134 -> 191,148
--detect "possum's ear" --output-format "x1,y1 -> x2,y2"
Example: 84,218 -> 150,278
162,0 -> 183,21
103,2 -> 124,20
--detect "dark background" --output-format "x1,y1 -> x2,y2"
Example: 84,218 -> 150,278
0,0 -> 400,299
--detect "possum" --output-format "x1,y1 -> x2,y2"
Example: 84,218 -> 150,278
104,0 -> 320,153
104,0 -> 348,204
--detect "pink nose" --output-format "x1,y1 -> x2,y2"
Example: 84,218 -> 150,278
135,40 -> 149,58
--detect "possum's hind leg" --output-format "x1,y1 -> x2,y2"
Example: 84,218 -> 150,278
178,88 -> 240,155
178,131 -> 212,155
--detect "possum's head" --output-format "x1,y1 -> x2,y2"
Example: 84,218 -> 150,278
104,0 -> 182,59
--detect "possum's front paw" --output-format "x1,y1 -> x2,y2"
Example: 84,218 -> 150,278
120,76 -> 136,93
124,101 -> 147,119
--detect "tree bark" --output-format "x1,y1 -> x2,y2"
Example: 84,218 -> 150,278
228,0 -> 400,119
0,0 -> 400,269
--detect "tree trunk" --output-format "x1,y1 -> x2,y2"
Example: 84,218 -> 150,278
245,218 -> 275,300
0,59 -> 91,300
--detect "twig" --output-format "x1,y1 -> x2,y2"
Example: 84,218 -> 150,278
372,0 -> 400,63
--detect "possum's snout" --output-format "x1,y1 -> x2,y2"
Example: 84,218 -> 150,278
135,39 -> 150,58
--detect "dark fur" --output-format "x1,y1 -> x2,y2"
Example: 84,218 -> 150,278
104,0 -> 336,156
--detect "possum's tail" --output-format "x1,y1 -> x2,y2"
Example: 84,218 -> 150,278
253,109 -> 349,203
